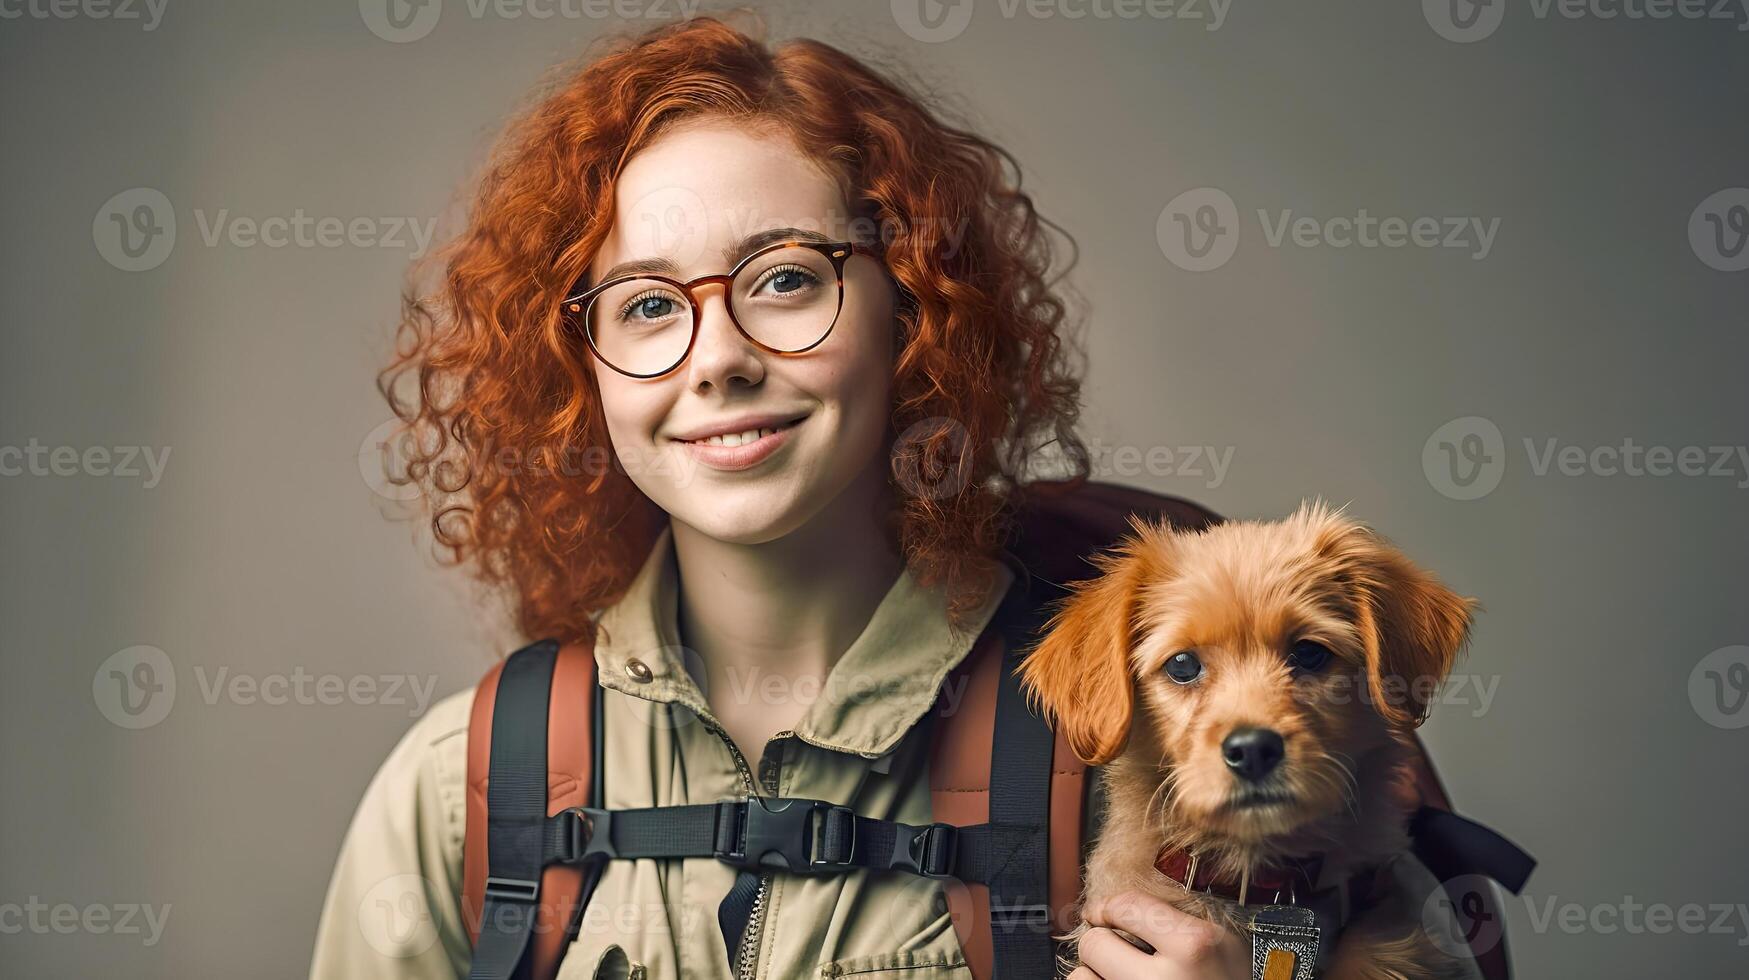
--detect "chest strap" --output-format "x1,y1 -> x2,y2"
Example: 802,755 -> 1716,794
536,796 -> 1020,885
472,575 -> 1066,980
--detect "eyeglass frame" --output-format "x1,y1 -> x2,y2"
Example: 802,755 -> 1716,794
562,238 -> 870,380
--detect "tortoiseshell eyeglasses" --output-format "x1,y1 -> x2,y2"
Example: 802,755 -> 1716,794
562,239 -> 867,379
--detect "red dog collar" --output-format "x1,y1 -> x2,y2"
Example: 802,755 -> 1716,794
1153,847 -> 1325,906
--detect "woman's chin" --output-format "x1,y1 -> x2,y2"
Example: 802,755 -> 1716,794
666,489 -> 811,546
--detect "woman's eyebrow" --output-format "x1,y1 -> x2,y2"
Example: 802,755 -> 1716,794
728,226 -> 833,261
595,227 -> 834,283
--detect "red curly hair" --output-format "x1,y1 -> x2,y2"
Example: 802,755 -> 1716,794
380,15 -> 1089,643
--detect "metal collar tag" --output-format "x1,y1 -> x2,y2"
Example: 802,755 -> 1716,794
1250,904 -> 1318,980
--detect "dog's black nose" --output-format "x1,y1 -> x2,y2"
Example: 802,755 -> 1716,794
1222,728 -> 1285,782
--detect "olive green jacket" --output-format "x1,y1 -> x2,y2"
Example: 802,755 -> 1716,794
311,524 -> 1013,979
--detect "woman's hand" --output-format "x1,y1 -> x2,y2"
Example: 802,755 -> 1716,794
1068,890 -> 1251,979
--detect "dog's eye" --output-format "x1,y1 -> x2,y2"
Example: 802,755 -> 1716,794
1288,640 -> 1333,673
1163,651 -> 1203,684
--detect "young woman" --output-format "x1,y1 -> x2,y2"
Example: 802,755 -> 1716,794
311,17 -> 1257,979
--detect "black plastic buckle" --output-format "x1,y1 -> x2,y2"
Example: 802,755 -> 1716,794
483,875 -> 540,903
990,902 -> 1051,932
553,806 -> 615,864
715,798 -> 858,873
892,822 -> 959,879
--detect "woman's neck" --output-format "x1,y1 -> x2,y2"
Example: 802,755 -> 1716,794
669,470 -> 904,720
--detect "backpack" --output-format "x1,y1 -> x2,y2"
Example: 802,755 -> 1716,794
459,480 -> 1535,980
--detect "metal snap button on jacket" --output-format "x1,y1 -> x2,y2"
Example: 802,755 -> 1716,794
625,658 -> 653,683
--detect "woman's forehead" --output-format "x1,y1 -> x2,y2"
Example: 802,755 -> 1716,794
592,119 -> 847,279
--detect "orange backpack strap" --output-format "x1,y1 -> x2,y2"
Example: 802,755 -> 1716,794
930,577 -> 1084,980
462,638 -> 599,980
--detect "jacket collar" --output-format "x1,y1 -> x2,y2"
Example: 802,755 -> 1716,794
592,523 -> 1015,759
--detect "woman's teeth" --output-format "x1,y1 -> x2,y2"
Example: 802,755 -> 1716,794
690,423 -> 789,447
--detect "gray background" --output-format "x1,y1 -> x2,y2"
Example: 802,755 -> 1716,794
3,0 -> 1746,976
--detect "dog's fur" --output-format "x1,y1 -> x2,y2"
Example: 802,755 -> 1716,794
1018,502 -> 1477,980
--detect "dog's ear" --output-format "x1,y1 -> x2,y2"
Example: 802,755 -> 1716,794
1017,518 -> 1172,765
1306,503 -> 1477,728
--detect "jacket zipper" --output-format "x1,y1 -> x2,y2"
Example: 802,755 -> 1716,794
700,717 -> 789,980
736,879 -> 770,980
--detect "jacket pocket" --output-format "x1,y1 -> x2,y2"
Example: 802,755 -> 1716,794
816,906 -> 973,978
817,947 -> 973,977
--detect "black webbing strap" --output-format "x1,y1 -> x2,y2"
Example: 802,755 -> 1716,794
470,639 -> 561,980
565,667 -> 609,949
1410,807 -> 1537,895
717,868 -> 763,973
984,577 -> 1061,978
543,797 -> 977,877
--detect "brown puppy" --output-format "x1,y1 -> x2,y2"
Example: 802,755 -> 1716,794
1019,502 -> 1477,980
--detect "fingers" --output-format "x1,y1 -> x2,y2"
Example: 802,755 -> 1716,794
1066,967 -> 1100,980
1080,890 -> 1243,975
1075,925 -> 1157,978
1083,890 -> 1224,958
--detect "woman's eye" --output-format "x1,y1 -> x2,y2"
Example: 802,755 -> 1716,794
1163,651 -> 1203,684
757,265 -> 819,296
618,290 -> 682,324
1288,640 -> 1333,673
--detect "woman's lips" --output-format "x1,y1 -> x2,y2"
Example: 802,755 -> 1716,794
672,416 -> 805,471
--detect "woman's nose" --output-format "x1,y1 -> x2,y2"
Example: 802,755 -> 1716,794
683,282 -> 764,392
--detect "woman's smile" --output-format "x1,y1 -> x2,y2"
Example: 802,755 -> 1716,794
669,412 -> 810,472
